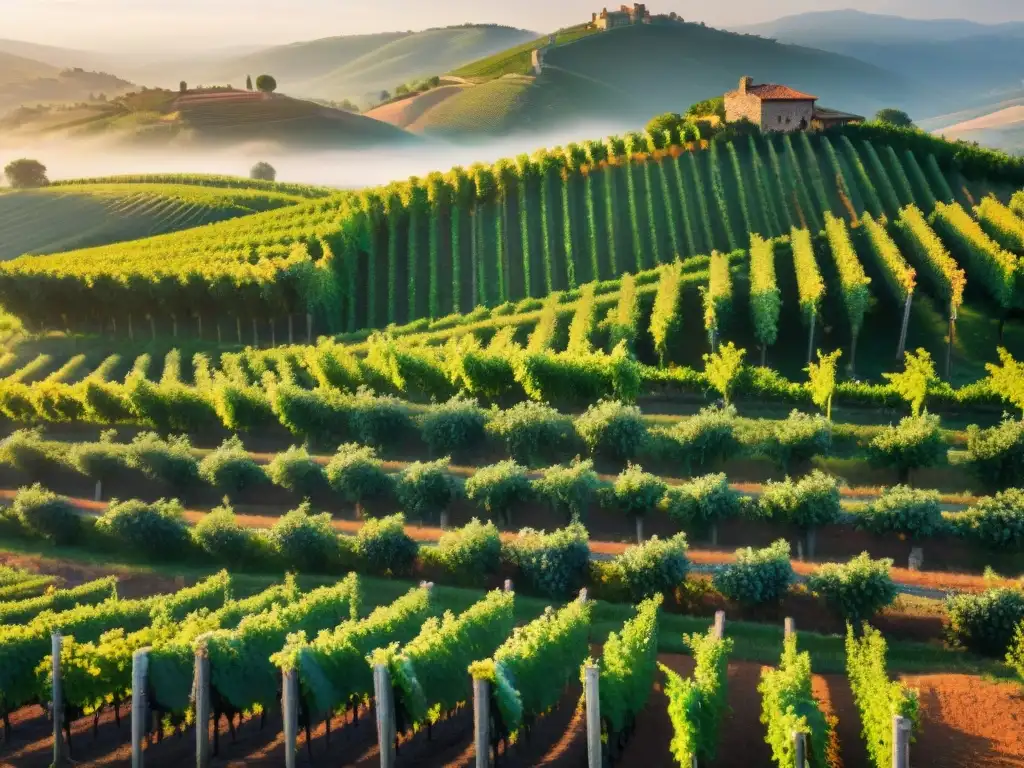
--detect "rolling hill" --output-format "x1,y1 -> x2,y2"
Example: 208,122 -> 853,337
207,25 -> 537,104
0,181 -> 306,261
734,10 -> 1024,118
416,21 -> 910,138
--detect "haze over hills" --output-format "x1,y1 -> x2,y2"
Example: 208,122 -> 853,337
0,49 -> 135,115
734,10 -> 1024,117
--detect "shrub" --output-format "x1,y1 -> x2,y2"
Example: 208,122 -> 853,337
958,489 -> 1024,549
662,473 -> 742,528
966,419 -> 1024,490
12,484 -> 79,545
574,399 -> 648,460
713,539 -> 795,605
505,522 -> 590,599
867,414 -> 946,483
486,400 -> 574,465
126,432 -> 200,491
95,498 -> 191,559
532,458 -> 602,522
67,432 -> 130,484
396,458 -> 458,524
1007,622 -> 1024,681
428,518 -> 501,580
355,513 -> 418,576
420,396 -> 487,456
464,460 -> 532,525
269,502 -> 339,572
0,429 -> 55,477
945,588 -> 1024,657
325,443 -> 393,513
266,445 -> 326,497
807,553 -> 898,624
758,470 -> 841,530
759,636 -> 832,768
198,436 -> 268,497
665,406 -> 739,472
615,533 -> 690,601
347,389 -> 413,448
192,504 -> 259,568
857,485 -> 945,539
611,464 -> 667,519
761,410 -> 831,471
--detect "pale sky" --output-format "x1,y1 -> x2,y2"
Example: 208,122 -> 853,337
5,0 -> 1024,52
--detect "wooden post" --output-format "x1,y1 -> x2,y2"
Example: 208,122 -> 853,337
131,648 -> 150,768
635,515 -> 644,544
440,510 -> 450,530
945,311 -> 956,381
282,669 -> 299,768
270,319 -> 276,347
236,317 -> 242,344
252,319 -> 259,347
288,315 -> 294,344
896,293 -> 913,360
578,588 -> 589,603
784,618 -> 795,638
892,715 -> 911,768
473,677 -> 490,768
196,315 -> 203,340
710,523 -> 718,547
794,731 -> 807,768
806,528 -> 816,561
194,642 -> 211,768
94,480 -> 103,502
713,611 -> 725,640
584,664 -> 601,768
52,633 -> 64,766
128,314 -> 134,341
807,312 -> 816,365
373,664 -> 395,768
306,313 -> 313,343
503,579 -> 513,592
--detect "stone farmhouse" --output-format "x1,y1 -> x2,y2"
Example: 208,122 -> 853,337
592,4 -> 652,30
724,76 -> 863,133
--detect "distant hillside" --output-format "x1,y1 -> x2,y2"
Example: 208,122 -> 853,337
0,50 -> 57,86
0,39 -> 114,71
0,182 -> 304,261
734,10 -> 1024,118
433,21 -> 909,137
0,65 -> 134,114
208,25 -> 537,104
1,88 -> 415,149
930,99 -> 1024,155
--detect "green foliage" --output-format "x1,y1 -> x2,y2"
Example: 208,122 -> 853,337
429,518 -> 502,579
611,463 -> 667,519
702,251 -> 734,340
67,433 -> 130,483
266,444 -> 326,497
575,399 -> 648,460
255,74 -> 277,93
464,459 -> 532,523
945,588 -> 1024,657
191,503 -> 259,568
759,635 -> 832,768
505,522 -> 590,599
420,396 -> 487,456
806,349 -> 842,421
714,539 -> 795,606
126,432 -> 200,491
703,342 -> 745,404
759,471 -> 841,530
0,576 -> 117,625
354,513 -> 417,576
598,596 -> 662,736
661,625 -> 733,766
858,485 -> 944,539
0,428 -> 57,476
198,435 -> 268,497
649,260 -> 684,365
662,473 -> 741,528
486,400 -> 574,465
664,405 -> 739,472
808,553 -> 898,624
932,201 -> 1017,309
867,414 -> 946,482
12,484 -> 79,545
532,458 -> 602,521
874,109 -> 915,128
1007,622 -> 1024,682
845,624 -> 920,768
396,458 -> 457,523
825,212 -> 872,346
986,347 -> 1024,418
749,234 -> 781,351
269,503 -> 340,572
95,498 -> 191,559
883,349 -> 936,417
4,158 -> 48,189
325,443 -> 393,509
476,598 -> 591,738
957,489 -> 1024,550
760,410 -> 831,472
614,534 -> 689,601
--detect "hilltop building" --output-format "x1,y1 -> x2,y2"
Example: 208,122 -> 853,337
724,76 -> 863,133
592,4 -> 651,30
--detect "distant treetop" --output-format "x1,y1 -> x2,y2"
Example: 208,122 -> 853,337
874,108 -> 915,128
255,74 -> 278,94
3,159 -> 49,189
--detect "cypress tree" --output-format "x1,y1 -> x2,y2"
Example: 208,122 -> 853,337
385,188 -> 401,325
425,172 -> 447,319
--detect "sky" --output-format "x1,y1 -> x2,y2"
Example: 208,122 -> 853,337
5,0 -> 1024,52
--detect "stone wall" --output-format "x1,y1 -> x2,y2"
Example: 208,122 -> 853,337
724,91 -> 762,125
759,99 -> 814,133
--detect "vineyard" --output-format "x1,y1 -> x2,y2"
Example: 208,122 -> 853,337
1,117 -> 1024,767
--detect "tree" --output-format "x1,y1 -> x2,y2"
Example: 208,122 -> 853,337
875,108 -> 915,128
703,342 -> 746,405
179,81 -> 187,94
3,159 -> 48,189
246,74 -> 253,91
250,161 -> 277,182
646,112 -> 685,141
883,348 -> 936,417
987,347 -> 1024,418
255,74 -> 277,94
686,96 -> 726,121
806,349 -> 842,421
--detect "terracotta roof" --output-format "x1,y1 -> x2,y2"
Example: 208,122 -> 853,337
743,84 -> 817,101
